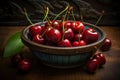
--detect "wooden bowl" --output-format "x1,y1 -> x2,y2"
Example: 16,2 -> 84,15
21,22 -> 106,68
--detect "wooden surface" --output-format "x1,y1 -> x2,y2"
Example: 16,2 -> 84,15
0,26 -> 120,80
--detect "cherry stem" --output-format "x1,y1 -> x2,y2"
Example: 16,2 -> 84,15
71,9 -> 76,21
78,26 -> 82,41
24,8 -> 33,25
66,11 -> 70,21
53,6 -> 68,21
43,7 -> 49,22
95,11 -> 104,26
62,11 -> 68,40
80,15 -> 83,22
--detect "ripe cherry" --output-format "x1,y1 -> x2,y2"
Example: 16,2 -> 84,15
58,39 -> 72,47
64,21 -> 71,28
72,40 -> 86,47
29,25 -> 43,37
45,28 -> 61,43
85,58 -> 99,73
18,59 -> 31,72
11,54 -> 22,66
74,34 -> 83,41
51,20 -> 60,29
64,28 -> 74,41
71,21 -> 84,33
100,38 -> 112,51
59,21 -> 70,30
93,53 -> 106,67
32,34 -> 44,44
83,28 -> 98,44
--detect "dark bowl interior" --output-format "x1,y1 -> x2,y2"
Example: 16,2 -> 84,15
21,22 -> 106,68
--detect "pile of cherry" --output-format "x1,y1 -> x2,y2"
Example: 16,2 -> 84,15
29,21 -> 98,47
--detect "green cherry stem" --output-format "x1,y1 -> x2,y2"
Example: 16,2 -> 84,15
53,6 -> 68,21
71,9 -> 76,21
43,7 -> 49,22
62,11 -> 68,40
95,11 -> 104,26
80,15 -> 83,22
24,8 -> 33,25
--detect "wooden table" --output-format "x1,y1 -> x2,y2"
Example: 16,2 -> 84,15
0,26 -> 120,80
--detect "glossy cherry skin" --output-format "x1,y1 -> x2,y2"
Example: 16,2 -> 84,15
64,28 -> 74,41
29,25 -> 43,37
59,21 -> 70,30
93,53 -> 106,67
32,34 -> 44,44
72,40 -> 86,47
58,39 -> 72,47
71,21 -> 84,33
74,34 -> 83,41
85,58 -> 99,73
100,38 -> 112,51
51,20 -> 60,29
45,28 -> 61,43
18,59 -> 31,72
64,21 -> 71,28
83,28 -> 98,44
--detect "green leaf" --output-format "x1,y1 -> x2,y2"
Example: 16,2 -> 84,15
3,32 -> 24,57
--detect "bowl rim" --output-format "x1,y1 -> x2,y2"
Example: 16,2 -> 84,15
21,21 -> 106,54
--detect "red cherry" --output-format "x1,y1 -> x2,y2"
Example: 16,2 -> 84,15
72,41 -> 80,47
72,40 -> 86,47
85,58 -> 99,73
11,54 -> 22,66
83,28 -> 98,44
93,53 -> 106,67
58,39 -> 72,47
78,40 -> 86,46
64,21 -> 71,28
59,21 -> 68,30
74,34 -> 83,41
32,34 -> 44,44
71,21 -> 84,33
45,28 -> 61,43
29,25 -> 43,36
18,59 -> 31,72
100,38 -> 112,51
64,28 -> 74,41
51,20 -> 60,29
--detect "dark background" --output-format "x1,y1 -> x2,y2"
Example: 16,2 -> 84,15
0,0 -> 120,26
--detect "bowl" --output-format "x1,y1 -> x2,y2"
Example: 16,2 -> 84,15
21,21 -> 106,68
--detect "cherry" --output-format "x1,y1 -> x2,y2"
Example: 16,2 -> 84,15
59,21 -> 69,30
83,28 -> 98,44
74,34 -> 83,41
72,40 -> 86,47
32,34 -> 44,44
93,53 -> 106,67
64,28 -> 74,41
100,38 -> 112,51
85,58 -> 99,73
51,20 -> 60,29
71,21 -> 84,33
18,59 -> 31,72
11,54 -> 22,66
45,28 -> 61,43
29,25 -> 43,37
58,39 -> 72,47
64,21 -> 71,28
